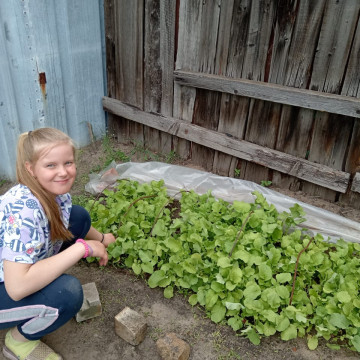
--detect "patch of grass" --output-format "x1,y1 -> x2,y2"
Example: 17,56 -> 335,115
217,350 -> 242,360
149,326 -> 164,341
129,140 -> 180,164
165,150 -> 180,164
102,135 -> 130,166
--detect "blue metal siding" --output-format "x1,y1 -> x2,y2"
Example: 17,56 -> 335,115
0,0 -> 106,179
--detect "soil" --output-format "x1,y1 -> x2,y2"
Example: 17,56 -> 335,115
1,139 -> 360,360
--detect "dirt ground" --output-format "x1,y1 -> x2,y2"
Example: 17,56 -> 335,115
1,139 -> 360,360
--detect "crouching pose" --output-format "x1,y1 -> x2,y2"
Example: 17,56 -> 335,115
0,128 -> 115,359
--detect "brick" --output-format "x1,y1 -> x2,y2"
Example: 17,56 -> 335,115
114,307 -> 147,346
156,333 -> 190,360
75,282 -> 102,322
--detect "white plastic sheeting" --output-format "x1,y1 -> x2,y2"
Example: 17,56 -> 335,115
85,161 -> 360,244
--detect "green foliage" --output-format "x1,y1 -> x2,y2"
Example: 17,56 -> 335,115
260,180 -> 272,187
86,179 -> 360,353
102,135 -> 130,166
72,194 -> 94,208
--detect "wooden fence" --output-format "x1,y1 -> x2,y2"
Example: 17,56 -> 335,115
104,0 -> 360,209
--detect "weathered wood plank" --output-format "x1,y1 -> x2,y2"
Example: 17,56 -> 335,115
182,0 -> 222,169
173,0 -> 205,159
272,0 -> 326,191
115,0 -> 144,142
103,96 -> 350,193
339,16 -> 360,209
192,89 -> 222,171
211,0 -> 238,176
144,0 -> 162,151
143,0 -> 175,154
104,0 -> 118,137
303,0 -> 360,200
174,0 -> 224,167
240,0 -> 298,184
174,70 -> 360,118
213,0 -> 273,177
351,173 -> 360,194
310,0 -> 360,94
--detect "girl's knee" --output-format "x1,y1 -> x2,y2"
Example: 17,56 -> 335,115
69,205 -> 91,239
55,274 -> 84,313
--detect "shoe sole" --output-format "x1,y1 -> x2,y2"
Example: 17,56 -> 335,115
2,345 -> 19,360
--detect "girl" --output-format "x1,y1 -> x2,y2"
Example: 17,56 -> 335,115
0,128 -> 116,360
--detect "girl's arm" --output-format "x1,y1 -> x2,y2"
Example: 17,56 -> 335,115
85,226 -> 116,247
3,240 -> 108,301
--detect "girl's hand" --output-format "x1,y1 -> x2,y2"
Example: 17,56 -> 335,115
85,240 -> 109,266
102,233 -> 116,248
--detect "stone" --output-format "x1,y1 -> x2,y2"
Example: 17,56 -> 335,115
114,306 -> 148,345
156,333 -> 190,360
75,282 -> 102,322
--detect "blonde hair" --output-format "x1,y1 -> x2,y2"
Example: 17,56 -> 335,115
16,128 -> 76,241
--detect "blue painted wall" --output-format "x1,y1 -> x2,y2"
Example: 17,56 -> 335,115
0,0 -> 106,179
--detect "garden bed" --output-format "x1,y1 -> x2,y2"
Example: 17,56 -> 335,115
1,139 -> 360,360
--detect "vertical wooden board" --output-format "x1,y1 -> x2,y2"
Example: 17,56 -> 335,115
191,89 -> 222,171
158,0 -> 176,154
175,0 -> 222,165
191,0 -> 224,168
339,120 -> 360,209
104,0 -> 119,139
173,84 -> 195,159
214,0 -> 276,176
306,113 -> 353,200
239,100 -> 282,183
302,0 -> 360,199
212,94 -> 249,176
339,17 -> 360,208
173,0 -> 202,158
104,0 -> 116,99
310,0 -> 360,93
114,0 -> 144,143
144,0 -> 162,152
143,0 -> 176,155
241,0 -> 298,184
214,0 -> 235,76
273,106 -> 314,190
272,0 -> 326,189
213,0 -> 250,176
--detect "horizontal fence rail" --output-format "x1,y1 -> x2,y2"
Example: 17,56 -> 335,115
103,96 -> 352,193
174,71 -> 360,118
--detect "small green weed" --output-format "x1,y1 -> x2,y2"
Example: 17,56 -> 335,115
102,135 -> 130,166
260,180 -> 272,187
165,150 -> 180,164
234,169 -> 240,178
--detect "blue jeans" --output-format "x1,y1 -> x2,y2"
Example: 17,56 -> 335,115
0,205 -> 91,340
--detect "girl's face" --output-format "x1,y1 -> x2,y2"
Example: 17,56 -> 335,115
26,143 -> 76,195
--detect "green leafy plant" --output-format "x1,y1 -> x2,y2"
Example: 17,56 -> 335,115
260,180 -> 272,187
85,179 -> 360,353
102,135 -> 130,166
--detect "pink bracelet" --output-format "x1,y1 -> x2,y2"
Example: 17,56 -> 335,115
76,239 -> 93,258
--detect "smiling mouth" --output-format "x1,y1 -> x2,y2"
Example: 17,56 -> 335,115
55,179 -> 69,183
